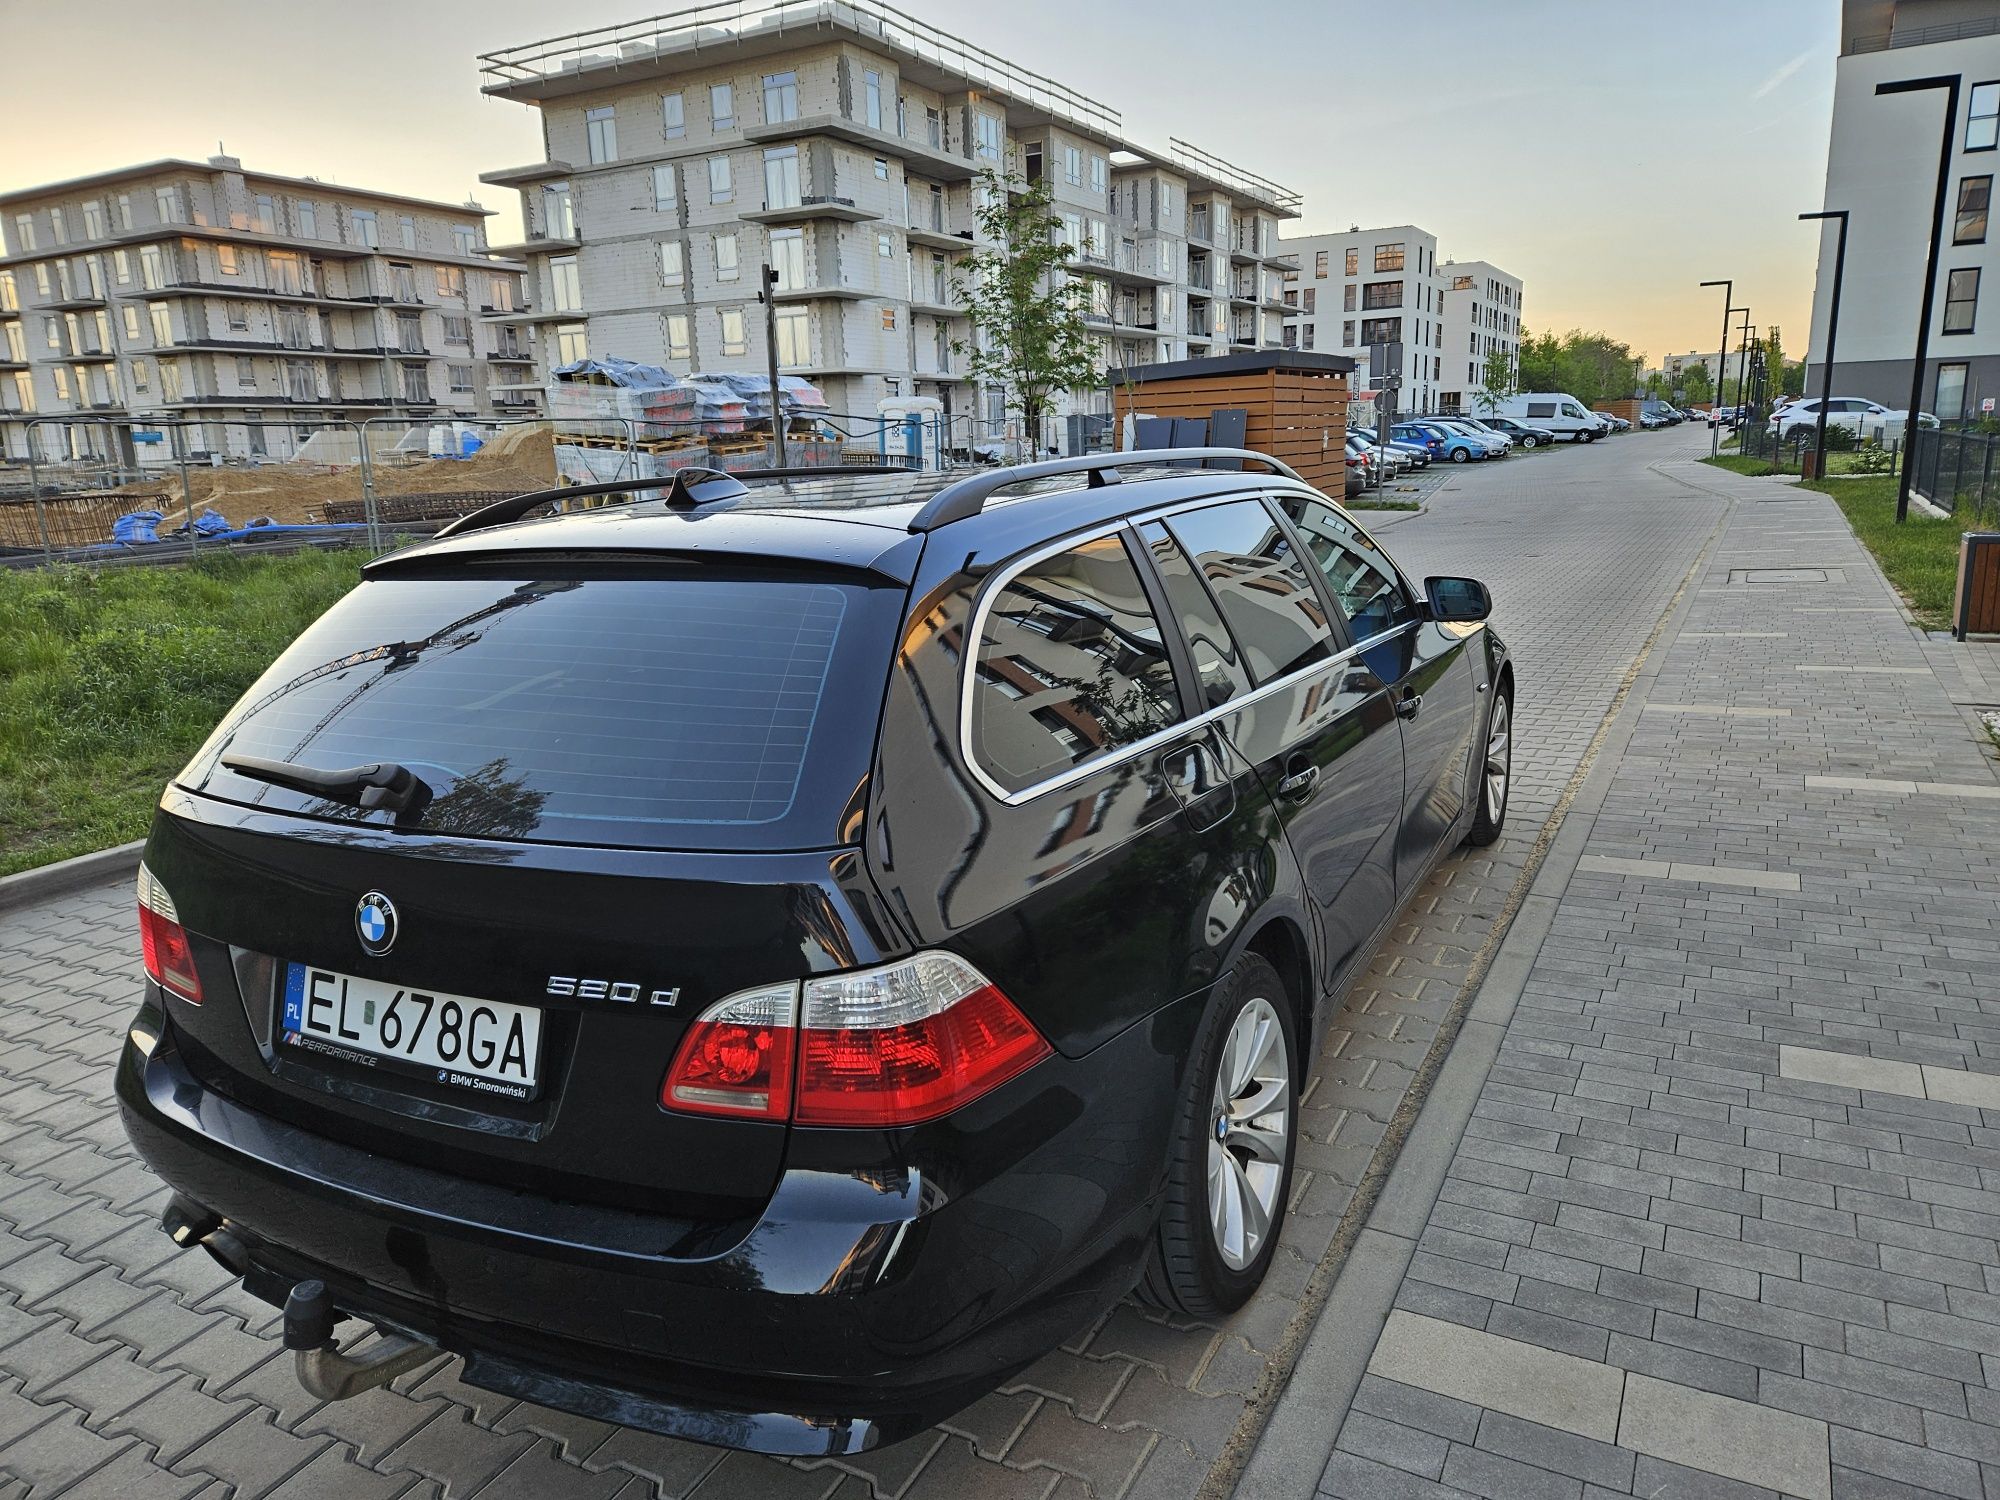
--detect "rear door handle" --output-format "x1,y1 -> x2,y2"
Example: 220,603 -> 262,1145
1395,692 -> 1423,720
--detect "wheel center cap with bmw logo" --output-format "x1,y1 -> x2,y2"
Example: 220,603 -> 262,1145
355,892 -> 397,956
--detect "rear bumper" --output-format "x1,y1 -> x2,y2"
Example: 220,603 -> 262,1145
116,988 -> 1201,1453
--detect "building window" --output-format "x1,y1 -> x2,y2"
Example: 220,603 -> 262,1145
121,305 -> 141,341
763,147 -> 801,209
395,312 -> 424,352
1937,361 -> 1970,421
449,363 -> 475,394
1064,146 -> 1082,185
49,208 -> 65,244
880,307 -> 897,331
1313,250 -> 1328,278
555,323 -> 587,364
296,199 -> 317,239
1343,284 -> 1356,312
874,157 -> 890,180
1342,247 -> 1357,277
863,69 -> 883,130
762,71 -> 798,124
1361,316 -> 1399,345
776,307 -> 810,365
1945,267 -> 1980,333
586,105 -> 619,163
114,194 -> 133,231
237,356 -> 257,386
1302,288 -> 1315,314
129,356 -> 149,394
487,274 -> 514,312
352,209 -> 378,247
720,306 -> 747,355
81,201 -> 105,239
111,249 -> 131,285
1374,243 -> 1404,272
1362,280 -> 1401,310
662,92 -> 685,139
226,301 -> 249,331
443,314 -> 471,346
452,224 -> 477,256
218,245 -> 241,276
878,231 -> 893,257
975,114 -> 1001,160
51,367 -> 70,402
149,303 -> 172,344
1957,176 -> 1991,244
1091,155 -> 1107,195
542,183 -> 573,239
769,227 -> 804,290
659,240 -> 684,286
550,254 -> 582,312
10,214 -> 31,254
399,216 -> 417,250
1302,325 -> 1314,350
708,156 -> 733,204
156,359 -> 180,400
653,164 -> 678,212
711,83 -> 735,131
1970,82 -> 2000,151
252,195 -> 275,234
715,231 -> 740,282
400,364 -> 430,403
0,272 -> 12,313
664,311 -> 691,360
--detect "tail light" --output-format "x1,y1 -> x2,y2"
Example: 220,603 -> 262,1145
661,982 -> 796,1119
661,953 -> 1049,1127
137,863 -> 202,1004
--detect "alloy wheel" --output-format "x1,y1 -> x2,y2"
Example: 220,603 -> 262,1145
1485,695 -> 1511,825
1207,997 -> 1290,1271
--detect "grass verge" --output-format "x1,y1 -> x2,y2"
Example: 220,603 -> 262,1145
1702,454 -> 1783,477
1347,499 -> 1422,511
1801,475 -> 1960,631
0,549 -> 366,876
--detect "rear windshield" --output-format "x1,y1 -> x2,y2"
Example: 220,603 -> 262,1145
181,568 -> 901,851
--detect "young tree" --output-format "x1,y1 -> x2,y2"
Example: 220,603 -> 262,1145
1680,363 -> 1715,405
1475,346 -> 1513,414
952,168 -> 1102,450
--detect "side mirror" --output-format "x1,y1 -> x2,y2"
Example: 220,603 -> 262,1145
1426,576 -> 1492,622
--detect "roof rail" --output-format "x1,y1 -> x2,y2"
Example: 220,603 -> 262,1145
906,448 -> 1304,533
430,464 -> 915,540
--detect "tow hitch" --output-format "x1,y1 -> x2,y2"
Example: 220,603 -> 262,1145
283,1280 -> 435,1400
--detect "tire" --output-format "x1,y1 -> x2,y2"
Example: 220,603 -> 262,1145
1450,447 -> 1470,463
1465,686 -> 1512,847
1137,954 -> 1298,1317
1521,435 -> 1539,449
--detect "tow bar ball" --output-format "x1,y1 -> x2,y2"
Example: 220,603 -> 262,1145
283,1280 -> 338,1351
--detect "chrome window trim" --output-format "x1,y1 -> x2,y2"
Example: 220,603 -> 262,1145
956,489 -> 1417,807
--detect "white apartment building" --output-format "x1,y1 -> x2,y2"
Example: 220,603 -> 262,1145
1438,259 -> 1522,412
1276,226 -> 1459,415
0,157 -> 532,467
476,0 -> 1298,440
1806,0 -> 2000,416
1659,350 -> 1726,392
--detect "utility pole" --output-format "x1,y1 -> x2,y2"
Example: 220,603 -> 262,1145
1700,278 -> 1733,457
1799,210 -> 1850,475
1733,309 -> 1753,435
1876,74 -> 1961,521
759,263 -> 785,467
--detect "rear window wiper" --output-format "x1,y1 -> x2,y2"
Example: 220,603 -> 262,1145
221,754 -> 433,817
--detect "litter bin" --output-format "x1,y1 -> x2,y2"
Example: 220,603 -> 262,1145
1799,448 -> 1823,480
1954,532 -> 2000,640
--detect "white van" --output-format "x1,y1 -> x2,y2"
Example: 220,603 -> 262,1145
1492,393 -> 1603,443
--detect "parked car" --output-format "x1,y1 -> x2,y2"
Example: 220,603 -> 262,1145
1857,409 -> 1941,445
1490,393 -> 1603,442
1353,427 -> 1432,468
1596,412 -> 1630,433
1344,445 -> 1367,497
1769,396 -> 1890,440
1479,416 -> 1557,449
1708,405 -> 1743,429
1438,417 -> 1514,453
1390,422 -> 1447,460
117,451 -> 1514,1455
1409,421 -> 1494,464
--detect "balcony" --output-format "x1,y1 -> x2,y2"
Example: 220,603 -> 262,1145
771,282 -> 873,302
479,160 -> 575,188
906,224 -> 973,253
484,349 -> 535,362
743,115 -> 977,183
47,293 -> 108,312
909,293 -> 966,318
487,233 -> 582,257
740,196 -> 881,225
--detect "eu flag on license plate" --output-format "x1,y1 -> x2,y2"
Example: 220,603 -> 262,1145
282,964 -> 307,1033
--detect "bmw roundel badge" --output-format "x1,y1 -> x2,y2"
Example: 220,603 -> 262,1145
355,891 -> 398,956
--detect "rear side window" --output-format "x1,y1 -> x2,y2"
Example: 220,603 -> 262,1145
970,533 -> 1181,796
1138,520 -> 1253,708
1163,499 -> 1333,683
1526,401 -> 1555,418
184,570 -> 900,851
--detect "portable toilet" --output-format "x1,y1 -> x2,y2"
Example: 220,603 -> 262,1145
876,395 -> 944,469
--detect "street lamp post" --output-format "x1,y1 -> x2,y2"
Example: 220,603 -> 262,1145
1732,309 -> 1752,448
1700,278 -> 1733,458
1798,210 -> 1851,476
1877,74 -> 1962,522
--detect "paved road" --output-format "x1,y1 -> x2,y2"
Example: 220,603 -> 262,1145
1307,457 -> 2000,1499
0,429 -> 1733,1498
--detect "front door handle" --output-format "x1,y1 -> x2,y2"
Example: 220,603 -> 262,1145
1276,764 -> 1319,800
1395,692 -> 1423,721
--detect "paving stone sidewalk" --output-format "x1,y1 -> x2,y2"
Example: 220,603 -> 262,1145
1316,462 -> 2000,1500
0,431 -> 1727,1499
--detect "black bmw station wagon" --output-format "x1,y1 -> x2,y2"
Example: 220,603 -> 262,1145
118,449 -> 1512,1454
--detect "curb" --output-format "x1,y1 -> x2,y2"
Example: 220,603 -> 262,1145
1232,479 -> 1735,1500
0,841 -> 144,915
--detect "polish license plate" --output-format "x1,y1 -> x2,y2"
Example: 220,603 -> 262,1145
280,964 -> 542,1101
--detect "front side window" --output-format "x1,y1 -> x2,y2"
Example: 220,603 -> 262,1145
1279,497 -> 1421,642
970,533 -> 1181,795
586,105 -> 618,163
1958,176 -> 1991,244
1162,500 -> 1332,683
1945,267 -> 1980,333
1969,81 -> 1999,151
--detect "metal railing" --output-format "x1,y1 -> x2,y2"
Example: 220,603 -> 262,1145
478,0 -> 1120,140
1911,428 -> 2000,522
1849,16 -> 2000,52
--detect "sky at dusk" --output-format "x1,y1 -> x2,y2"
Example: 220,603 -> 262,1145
0,0 -> 1847,367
